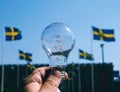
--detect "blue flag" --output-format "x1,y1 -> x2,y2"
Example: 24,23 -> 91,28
79,49 -> 94,61
27,62 -> 36,70
5,27 -> 22,41
19,50 -> 32,62
92,26 -> 115,42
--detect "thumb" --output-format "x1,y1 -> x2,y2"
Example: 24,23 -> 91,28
40,70 -> 62,92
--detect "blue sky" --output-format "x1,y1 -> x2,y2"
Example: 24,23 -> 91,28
0,0 -> 120,71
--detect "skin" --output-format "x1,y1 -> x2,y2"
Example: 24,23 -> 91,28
17,67 -> 68,92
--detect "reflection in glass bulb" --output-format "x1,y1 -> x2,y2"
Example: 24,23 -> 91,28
41,22 -> 75,70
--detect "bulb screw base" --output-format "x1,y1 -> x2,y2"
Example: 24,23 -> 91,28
61,71 -> 66,79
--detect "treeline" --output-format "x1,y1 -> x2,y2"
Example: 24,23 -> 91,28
0,63 -> 120,92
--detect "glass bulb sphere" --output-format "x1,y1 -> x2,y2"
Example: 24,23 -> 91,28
41,22 -> 75,68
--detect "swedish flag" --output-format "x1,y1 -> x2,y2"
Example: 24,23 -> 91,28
19,50 -> 32,62
27,63 -> 36,70
79,49 -> 94,61
5,27 -> 22,41
92,26 -> 115,42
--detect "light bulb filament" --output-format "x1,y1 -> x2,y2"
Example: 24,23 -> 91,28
56,39 -> 63,43
58,45 -> 64,50
54,34 -> 61,38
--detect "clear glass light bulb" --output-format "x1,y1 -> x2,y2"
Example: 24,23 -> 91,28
41,22 -> 75,76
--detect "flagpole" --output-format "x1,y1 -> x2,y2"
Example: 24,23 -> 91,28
72,70 -> 74,92
90,26 -> 95,92
26,64 -> 28,76
78,50 -> 81,92
100,44 -> 104,64
1,29 -> 5,92
91,60 -> 95,92
78,63 -> 81,92
67,74 -> 70,92
17,64 -> 20,87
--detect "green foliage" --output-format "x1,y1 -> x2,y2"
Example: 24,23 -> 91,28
0,63 -> 119,92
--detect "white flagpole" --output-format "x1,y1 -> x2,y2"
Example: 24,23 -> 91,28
26,62 -> 28,76
78,50 -> 81,92
1,29 -> 5,92
67,75 -> 70,92
91,60 -> 94,92
90,26 -> 95,92
78,64 -> 81,92
17,64 -> 20,87
100,44 -> 105,64
72,72 -> 74,92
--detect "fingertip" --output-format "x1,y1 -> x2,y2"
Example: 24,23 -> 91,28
52,70 -> 69,80
52,70 -> 62,79
64,72 -> 69,80
40,70 -> 62,91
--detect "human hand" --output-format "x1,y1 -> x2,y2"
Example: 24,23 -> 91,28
17,67 -> 68,92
